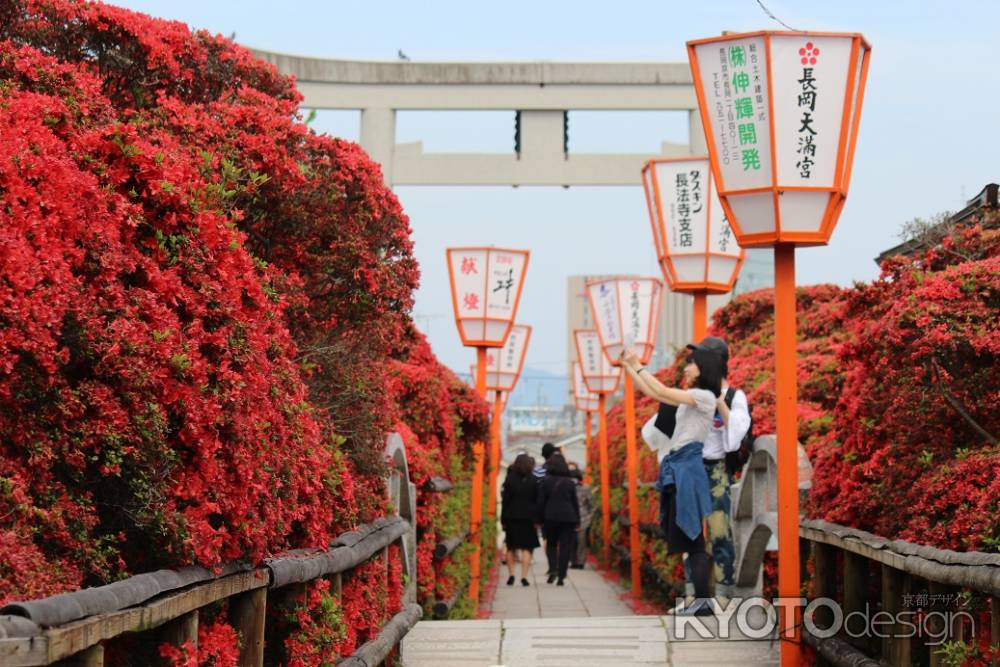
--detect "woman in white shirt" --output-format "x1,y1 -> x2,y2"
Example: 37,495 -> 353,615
621,346 -> 725,616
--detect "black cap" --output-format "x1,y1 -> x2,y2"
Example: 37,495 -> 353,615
541,442 -> 557,459
686,336 -> 729,361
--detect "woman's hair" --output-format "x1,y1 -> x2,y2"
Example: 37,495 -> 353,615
687,348 -> 724,397
511,453 -> 535,478
544,453 -> 570,476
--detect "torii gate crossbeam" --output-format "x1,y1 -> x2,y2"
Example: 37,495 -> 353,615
252,50 -> 703,187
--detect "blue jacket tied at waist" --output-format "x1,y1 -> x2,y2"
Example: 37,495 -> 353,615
656,441 -> 712,541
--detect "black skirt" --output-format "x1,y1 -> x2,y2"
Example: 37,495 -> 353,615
504,519 -> 540,551
660,484 -> 706,554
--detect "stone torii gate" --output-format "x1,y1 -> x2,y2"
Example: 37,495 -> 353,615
251,50 -> 704,186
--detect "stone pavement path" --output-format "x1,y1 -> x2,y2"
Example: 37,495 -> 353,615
401,557 -> 781,666
485,551 -> 633,619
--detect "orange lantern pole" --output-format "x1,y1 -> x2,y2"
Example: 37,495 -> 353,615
692,290 -> 708,340
572,361 -> 599,487
586,278 -> 663,601
446,247 -> 529,608
468,440 -> 485,604
642,157 -> 744,342
688,31 -> 871,666
573,332 -> 621,565
476,325 -> 532,517
597,395 -> 610,563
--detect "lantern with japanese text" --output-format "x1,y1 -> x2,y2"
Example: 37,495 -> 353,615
446,247 -> 529,348
584,277 -> 663,367
573,330 -> 621,395
642,157 -> 745,338
573,329 -> 621,564
446,246 -> 529,607
687,32 -> 870,246
584,276 -> 662,599
688,31 -> 871,667
474,324 -> 532,518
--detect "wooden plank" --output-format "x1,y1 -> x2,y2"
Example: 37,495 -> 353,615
800,526 -> 907,570
0,638 -> 49,667
881,564 -> 911,667
812,542 -> 838,633
842,552 -> 868,652
927,580 -> 957,667
52,642 -> 104,667
229,588 -> 266,667
79,645 -> 103,667
43,570 -> 267,663
338,603 -> 422,667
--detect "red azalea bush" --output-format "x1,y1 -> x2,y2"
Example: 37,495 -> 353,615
0,0 -> 489,659
388,326 -> 492,616
594,220 -> 999,617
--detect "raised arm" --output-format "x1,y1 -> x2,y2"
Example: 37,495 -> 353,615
620,349 -> 697,406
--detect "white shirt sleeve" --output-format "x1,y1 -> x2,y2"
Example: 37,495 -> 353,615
724,389 -> 752,453
689,389 -> 717,415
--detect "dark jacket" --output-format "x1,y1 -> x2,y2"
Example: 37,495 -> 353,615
538,469 -> 580,524
501,472 -> 538,523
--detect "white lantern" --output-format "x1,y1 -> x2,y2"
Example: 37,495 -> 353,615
446,247 -> 530,347
572,362 -> 600,412
687,32 -> 871,246
470,324 -> 531,393
584,277 -> 663,365
642,157 -> 745,293
573,329 -> 621,394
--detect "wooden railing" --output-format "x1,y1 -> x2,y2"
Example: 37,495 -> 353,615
800,520 -> 1000,667
422,472 -> 472,620
731,434 -> 1000,666
0,435 -> 422,667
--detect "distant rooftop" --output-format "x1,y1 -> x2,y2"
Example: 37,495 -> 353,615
875,183 -> 998,265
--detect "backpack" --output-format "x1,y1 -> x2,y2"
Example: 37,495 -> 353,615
723,387 -> 754,477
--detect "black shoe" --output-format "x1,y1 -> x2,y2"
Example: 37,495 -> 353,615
547,574 -> 557,584
521,578 -> 530,587
506,576 -> 515,586
556,578 -> 565,586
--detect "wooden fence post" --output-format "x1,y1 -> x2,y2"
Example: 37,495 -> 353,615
812,543 -> 838,631
229,588 -> 266,667
158,609 -> 198,664
842,552 -> 868,652
881,564 -> 911,666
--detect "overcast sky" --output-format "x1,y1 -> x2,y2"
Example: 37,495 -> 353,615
113,0 -> 1000,378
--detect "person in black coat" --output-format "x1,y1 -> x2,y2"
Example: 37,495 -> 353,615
501,454 -> 540,586
537,453 -> 580,585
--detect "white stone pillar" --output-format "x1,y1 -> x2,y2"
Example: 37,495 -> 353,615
360,107 -> 396,186
688,109 -> 707,156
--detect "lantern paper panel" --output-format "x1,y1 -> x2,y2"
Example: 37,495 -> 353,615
466,371 -> 505,409
585,277 -> 663,365
644,157 -> 745,293
641,168 -> 673,290
471,324 -> 531,392
573,362 -> 600,413
574,330 -> 621,395
688,31 -> 870,247
447,247 -> 530,347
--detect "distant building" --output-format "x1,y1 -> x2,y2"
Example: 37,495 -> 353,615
875,183 -> 998,264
